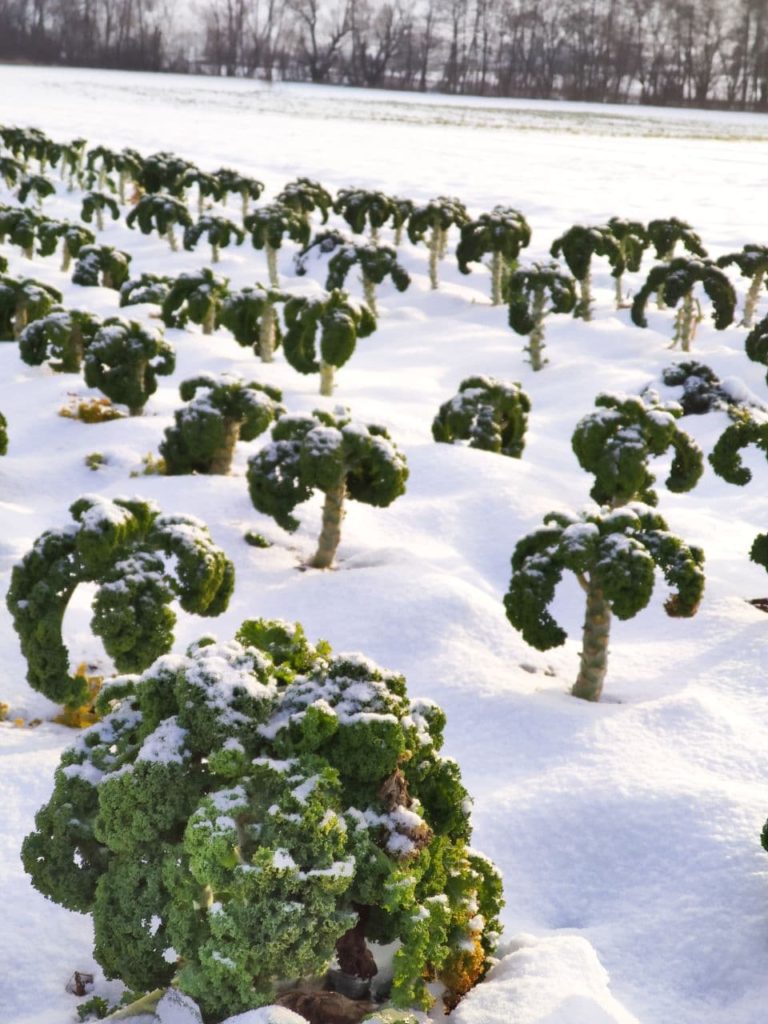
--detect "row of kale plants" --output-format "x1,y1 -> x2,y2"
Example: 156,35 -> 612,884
3,121 -> 768,1023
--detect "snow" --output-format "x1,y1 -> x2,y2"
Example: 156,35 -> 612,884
2,64 -> 768,1024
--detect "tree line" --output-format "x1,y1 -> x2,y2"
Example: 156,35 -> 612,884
2,0 -> 768,111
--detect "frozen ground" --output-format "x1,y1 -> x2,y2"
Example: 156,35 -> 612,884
2,66 -> 768,1024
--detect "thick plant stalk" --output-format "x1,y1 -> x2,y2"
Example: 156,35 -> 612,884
167,225 -> 178,252
370,223 -> 379,243
61,243 -> 72,272
394,223 -> 404,246
209,420 -> 240,474
102,989 -> 165,1020
211,243 -> 220,263
363,274 -> 377,315
577,274 -> 593,321
202,304 -> 216,336
96,206 -> 104,233
241,191 -> 250,220
259,300 -> 276,362
672,290 -> 698,351
129,360 -> 148,416
491,251 -> 504,306
311,479 -> 346,569
525,288 -> 548,371
614,273 -> 626,309
572,576 -> 611,701
743,268 -> 765,327
428,226 -> 440,290
266,244 -> 279,287
319,360 -> 335,396
14,307 -> 29,338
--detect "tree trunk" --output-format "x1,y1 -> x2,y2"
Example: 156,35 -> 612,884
266,243 -> 279,287
311,478 -> 346,569
572,577 -> 611,701
319,360 -> 335,396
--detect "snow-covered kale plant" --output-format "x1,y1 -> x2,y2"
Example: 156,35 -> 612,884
549,223 -> 624,320
161,374 -> 285,475
275,176 -> 333,225
161,268 -> 230,335
745,314 -> 768,384
119,272 -> 173,309
6,494 -> 234,708
716,244 -> 768,327
505,505 -> 705,701
19,306 -> 102,372
21,618 -> 502,1022
58,136 -> 88,191
571,392 -> 704,508
84,317 -> 175,415
708,408 -> 768,488
646,218 -> 707,308
81,190 -> 120,232
71,243 -> 132,290
655,360 -> 755,416
183,214 -> 245,263
0,154 -> 23,189
407,196 -> 469,290
296,231 -> 410,316
42,221 -> 95,271
0,273 -> 62,340
84,145 -> 142,200
333,187 -> 405,241
282,289 -> 377,395
243,203 -> 312,287
456,206 -> 531,305
432,376 -> 531,457
217,285 -> 286,363
606,217 -> 648,308
247,408 -> 408,568
17,171 -> 55,208
136,150 -> 194,197
0,203 -> 41,259
507,261 -> 577,370
126,193 -> 193,252
0,409 -> 7,457
631,258 -> 736,351
212,167 -> 265,218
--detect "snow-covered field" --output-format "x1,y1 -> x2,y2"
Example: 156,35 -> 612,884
2,65 -> 768,1024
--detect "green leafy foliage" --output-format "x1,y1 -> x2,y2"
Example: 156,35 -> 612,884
248,408 -> 408,567
17,172 -> 55,206
126,193 -> 192,247
275,176 -> 333,222
0,273 -> 62,340
19,307 -> 102,372
84,317 -> 175,414
631,258 -> 737,339
432,376 -> 531,457
745,314 -> 768,383
0,154 -> 24,188
281,289 -> 376,391
407,196 -> 469,244
161,374 -> 285,475
22,620 -> 501,1019
136,151 -> 194,197
716,243 -> 768,279
505,505 -> 705,699
333,188 -> 404,237
0,410 -> 7,456
81,191 -> 120,227
217,285 -> 286,359
119,272 -> 173,308
658,360 -> 752,416
572,392 -> 704,506
606,217 -> 648,273
0,203 -> 41,256
71,244 -> 132,290
456,206 -> 531,301
709,409 -> 768,486
507,261 -> 576,334
161,268 -> 229,334
646,217 -> 707,260
244,202 -> 311,251
550,223 -> 624,282
6,495 -> 234,707
183,214 -> 245,261
212,167 -> 265,211
296,231 -> 410,312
